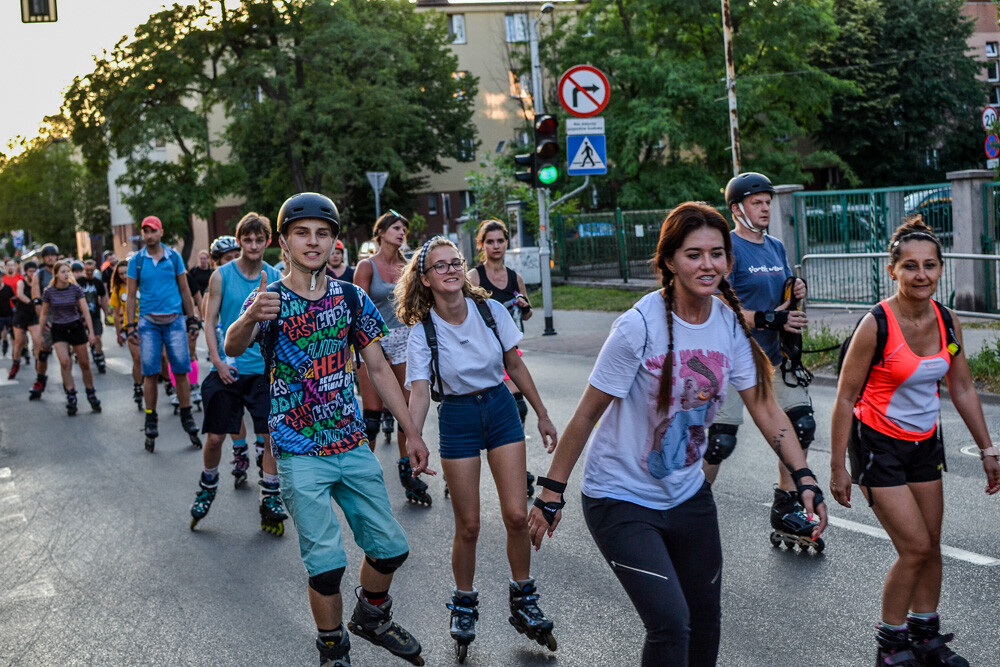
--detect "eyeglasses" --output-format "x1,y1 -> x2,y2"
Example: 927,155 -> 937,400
425,259 -> 465,275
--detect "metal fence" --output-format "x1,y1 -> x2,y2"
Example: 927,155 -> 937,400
792,184 -> 955,305
552,208 -> 669,282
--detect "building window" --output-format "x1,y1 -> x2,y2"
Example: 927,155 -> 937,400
452,71 -> 468,100
990,86 -> 1000,107
988,42 -> 999,58
428,194 -> 438,216
505,13 -> 528,43
448,14 -> 466,44
988,62 -> 1000,83
458,138 -> 476,162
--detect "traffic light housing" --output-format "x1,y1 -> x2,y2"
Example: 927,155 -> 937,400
514,152 -> 535,186
533,114 -> 560,188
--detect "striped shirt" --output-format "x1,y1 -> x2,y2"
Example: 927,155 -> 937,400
42,284 -> 84,325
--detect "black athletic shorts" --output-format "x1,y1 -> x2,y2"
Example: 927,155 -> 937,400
0,316 -> 11,333
200,371 -> 270,435
51,320 -> 89,347
12,310 -> 38,330
848,416 -> 944,488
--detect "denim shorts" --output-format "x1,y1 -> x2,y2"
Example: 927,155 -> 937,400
438,383 -> 525,460
138,315 -> 191,377
277,446 -> 410,576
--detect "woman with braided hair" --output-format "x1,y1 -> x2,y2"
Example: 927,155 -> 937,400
526,202 -> 827,667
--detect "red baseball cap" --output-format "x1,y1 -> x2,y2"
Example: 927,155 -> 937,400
335,240 -> 345,250
140,216 -> 162,230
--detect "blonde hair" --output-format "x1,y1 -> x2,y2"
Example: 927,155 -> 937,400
395,237 -> 489,325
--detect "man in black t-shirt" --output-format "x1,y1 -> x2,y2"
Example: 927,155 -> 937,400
80,260 -> 110,373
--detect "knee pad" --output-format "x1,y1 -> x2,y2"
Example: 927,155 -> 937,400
785,405 -> 816,449
704,424 -> 738,464
365,551 -> 408,575
363,409 -> 381,442
308,567 -> 346,596
513,392 -> 528,425
37,349 -> 51,363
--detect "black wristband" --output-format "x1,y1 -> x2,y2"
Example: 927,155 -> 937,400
532,496 -> 566,527
32,297 -> 42,306
790,467 -> 815,485
796,483 -> 825,509
754,310 -> 789,331
186,315 -> 202,331
536,476 -> 567,494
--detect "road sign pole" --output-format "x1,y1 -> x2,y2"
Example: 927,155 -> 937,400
530,15 -> 556,335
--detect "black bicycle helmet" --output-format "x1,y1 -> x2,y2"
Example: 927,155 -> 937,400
209,235 -> 239,261
71,261 -> 85,272
41,243 -> 59,257
724,172 -> 775,208
277,192 -> 340,236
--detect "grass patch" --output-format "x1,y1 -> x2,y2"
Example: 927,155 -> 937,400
526,284 -> 652,312
967,337 -> 1000,393
802,323 -> 849,371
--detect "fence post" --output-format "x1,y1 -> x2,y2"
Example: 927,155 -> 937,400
771,184 -> 804,265
616,207 -> 628,282
947,169 -> 994,311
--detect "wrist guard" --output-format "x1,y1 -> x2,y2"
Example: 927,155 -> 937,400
791,467 -> 825,508
754,310 -> 789,331
532,477 -> 567,527
32,297 -> 42,306
186,315 -> 203,333
124,323 -> 137,334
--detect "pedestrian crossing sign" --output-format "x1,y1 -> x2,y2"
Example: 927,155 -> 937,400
567,135 -> 607,175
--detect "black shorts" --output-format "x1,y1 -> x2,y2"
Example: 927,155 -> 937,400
200,372 -> 270,435
12,310 -> 38,330
51,320 -> 89,347
0,316 -> 11,333
88,313 -> 103,336
848,416 -> 944,488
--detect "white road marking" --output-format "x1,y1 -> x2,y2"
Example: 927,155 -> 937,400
0,467 -> 11,478
103,358 -> 134,375
2,578 -> 55,602
826,515 -> 1000,566
0,512 -> 26,524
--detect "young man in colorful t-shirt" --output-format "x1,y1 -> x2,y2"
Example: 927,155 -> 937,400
226,192 -> 431,667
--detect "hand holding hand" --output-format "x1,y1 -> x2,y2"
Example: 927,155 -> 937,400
405,433 -> 437,478
527,488 -> 563,550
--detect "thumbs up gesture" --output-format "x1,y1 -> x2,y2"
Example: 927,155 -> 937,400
247,272 -> 281,322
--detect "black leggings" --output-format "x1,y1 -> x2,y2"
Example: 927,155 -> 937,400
582,481 -> 722,667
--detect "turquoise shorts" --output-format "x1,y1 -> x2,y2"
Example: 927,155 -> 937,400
277,446 -> 409,576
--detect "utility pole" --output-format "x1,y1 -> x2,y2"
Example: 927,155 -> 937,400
721,0 -> 741,177
530,3 -> 557,335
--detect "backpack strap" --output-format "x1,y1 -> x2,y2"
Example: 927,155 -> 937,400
422,315 -> 444,402
931,299 -> 961,358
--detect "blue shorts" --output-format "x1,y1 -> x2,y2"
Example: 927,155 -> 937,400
438,383 -> 525,460
277,446 -> 409,576
138,315 -> 191,377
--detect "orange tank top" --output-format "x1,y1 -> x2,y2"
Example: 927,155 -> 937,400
853,300 -> 951,440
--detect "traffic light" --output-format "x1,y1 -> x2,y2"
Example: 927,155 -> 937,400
533,114 -> 560,188
514,152 -> 535,186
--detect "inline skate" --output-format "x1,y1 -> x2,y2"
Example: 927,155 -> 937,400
92,348 -> 106,374
381,409 -> 394,445
179,406 -> 202,448
508,578 -> 556,651
8,360 -> 19,380
908,615 -> 969,667
189,472 -> 218,530
769,487 -> 824,553
398,457 -> 431,506
28,373 -> 47,400
144,410 -> 158,453
64,387 -> 78,416
526,471 -> 536,498
347,588 -> 424,665
259,480 -> 287,536
132,383 -> 144,410
316,628 -> 351,667
232,447 -> 250,489
190,382 -> 202,411
85,387 -> 101,413
447,591 -> 479,663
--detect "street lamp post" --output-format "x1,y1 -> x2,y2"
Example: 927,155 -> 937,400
530,3 -> 557,336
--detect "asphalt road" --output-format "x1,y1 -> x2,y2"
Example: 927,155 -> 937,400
1,315 -> 999,666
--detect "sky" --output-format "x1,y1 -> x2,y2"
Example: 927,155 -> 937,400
0,0 -> 178,151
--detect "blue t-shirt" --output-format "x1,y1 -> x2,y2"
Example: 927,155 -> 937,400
729,232 -> 792,365
245,279 -> 387,457
217,261 -> 281,376
127,246 -> 185,316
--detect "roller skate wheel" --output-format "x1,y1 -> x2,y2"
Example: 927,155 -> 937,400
144,438 -> 155,453
189,435 -> 202,449
541,632 -> 557,651
813,537 -> 825,552
456,643 -> 468,662
769,532 -> 781,547
234,475 -> 247,489
190,518 -> 199,531
261,522 -> 285,537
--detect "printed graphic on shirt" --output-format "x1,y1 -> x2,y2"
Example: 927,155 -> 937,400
245,281 -> 387,457
644,349 -> 728,480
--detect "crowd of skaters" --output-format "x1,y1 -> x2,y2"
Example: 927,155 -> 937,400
3,171 -> 999,667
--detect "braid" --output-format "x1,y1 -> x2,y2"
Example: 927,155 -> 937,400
718,278 -> 773,400
657,281 -> 676,412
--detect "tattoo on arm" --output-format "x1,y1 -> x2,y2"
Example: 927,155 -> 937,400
771,428 -> 794,472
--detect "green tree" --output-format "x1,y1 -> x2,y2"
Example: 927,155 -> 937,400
814,0 -> 983,186
215,0 -> 477,230
544,0 -> 847,208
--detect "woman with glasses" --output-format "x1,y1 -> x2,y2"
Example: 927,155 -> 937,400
396,236 -> 558,661
354,210 -> 431,505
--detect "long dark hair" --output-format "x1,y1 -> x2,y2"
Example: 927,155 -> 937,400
372,210 -> 410,262
652,202 -> 773,412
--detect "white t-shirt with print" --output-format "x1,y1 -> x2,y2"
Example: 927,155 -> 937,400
406,297 -> 523,395
581,292 -> 757,511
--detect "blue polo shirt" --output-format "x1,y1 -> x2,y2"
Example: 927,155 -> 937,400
127,246 -> 185,316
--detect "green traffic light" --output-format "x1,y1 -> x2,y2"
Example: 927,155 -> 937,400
538,165 -> 559,185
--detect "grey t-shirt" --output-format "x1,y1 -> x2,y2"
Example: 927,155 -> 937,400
728,232 -> 792,365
